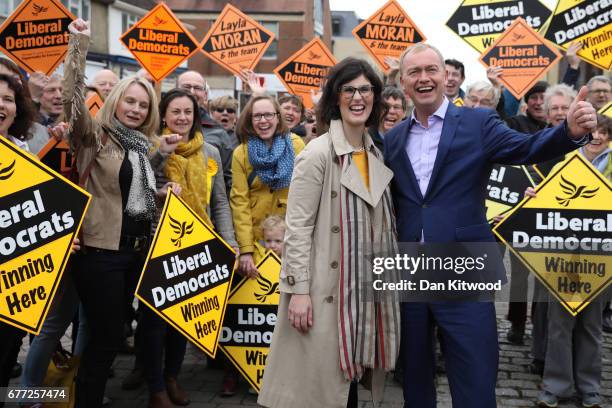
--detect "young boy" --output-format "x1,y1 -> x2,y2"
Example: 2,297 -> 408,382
260,215 -> 286,258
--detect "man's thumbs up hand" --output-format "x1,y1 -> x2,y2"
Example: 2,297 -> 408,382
567,85 -> 596,139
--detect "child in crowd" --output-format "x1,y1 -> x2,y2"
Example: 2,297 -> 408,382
260,215 -> 286,259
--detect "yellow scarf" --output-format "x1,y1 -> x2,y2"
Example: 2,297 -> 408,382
164,130 -> 212,227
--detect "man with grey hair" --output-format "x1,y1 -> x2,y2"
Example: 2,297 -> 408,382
384,42 -> 597,408
464,81 -> 499,109
177,70 -> 234,192
91,69 -> 118,99
36,73 -> 64,126
586,75 -> 611,110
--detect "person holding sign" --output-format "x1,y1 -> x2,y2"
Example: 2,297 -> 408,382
63,19 -> 180,408
230,95 -> 304,279
528,114 -> 610,408
0,72 -> 39,395
384,43 -> 597,408
259,58 -> 400,408
140,88 -> 238,408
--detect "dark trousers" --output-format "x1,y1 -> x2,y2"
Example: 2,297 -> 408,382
73,248 -> 144,408
346,380 -> 358,408
0,323 -> 25,407
507,252 -> 529,328
139,307 -> 187,393
400,302 -> 498,408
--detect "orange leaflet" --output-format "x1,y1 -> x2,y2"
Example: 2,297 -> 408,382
200,4 -> 275,77
479,17 -> 561,100
120,3 -> 200,82
0,0 -> 75,75
352,0 -> 425,73
273,38 -> 337,110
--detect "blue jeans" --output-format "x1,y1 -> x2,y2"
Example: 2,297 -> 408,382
21,265 -> 88,388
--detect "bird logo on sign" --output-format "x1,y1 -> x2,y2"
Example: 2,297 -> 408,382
153,16 -> 168,27
32,3 -> 48,16
0,160 -> 15,180
555,175 -> 599,207
169,214 -> 194,247
254,274 -> 279,303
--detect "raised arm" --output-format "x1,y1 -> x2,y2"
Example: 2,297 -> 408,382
63,19 -> 97,148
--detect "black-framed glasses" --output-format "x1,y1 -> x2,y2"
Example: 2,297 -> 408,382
253,112 -> 279,122
340,85 -> 375,99
215,107 -> 236,114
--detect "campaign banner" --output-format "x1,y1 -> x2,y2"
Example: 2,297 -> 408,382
453,97 -> 464,107
352,0 -> 425,73
0,136 -> 90,334
544,0 -> 612,71
220,251 -> 281,393
273,38 -> 337,109
135,190 -> 236,357
600,101 -> 612,118
119,3 -> 200,82
37,138 -> 73,178
486,164 -> 538,223
0,0 -> 75,75
446,0 -> 552,54
85,92 -> 104,118
493,153 -> 612,316
200,4 -> 275,77
480,17 -> 561,100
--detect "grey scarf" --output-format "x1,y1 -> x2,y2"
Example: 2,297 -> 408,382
107,119 -> 156,221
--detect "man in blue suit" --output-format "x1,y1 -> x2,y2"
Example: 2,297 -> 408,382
383,43 -> 597,408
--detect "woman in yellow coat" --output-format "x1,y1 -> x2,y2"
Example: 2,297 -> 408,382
230,95 -> 304,275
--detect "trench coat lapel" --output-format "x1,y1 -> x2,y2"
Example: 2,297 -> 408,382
329,120 -> 392,207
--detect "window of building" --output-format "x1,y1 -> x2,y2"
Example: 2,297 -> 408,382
60,0 -> 90,19
122,12 -> 140,33
332,16 -> 342,36
314,0 -> 324,36
260,21 -> 278,59
0,0 -> 17,17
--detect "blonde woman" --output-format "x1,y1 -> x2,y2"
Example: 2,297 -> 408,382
64,19 -> 179,408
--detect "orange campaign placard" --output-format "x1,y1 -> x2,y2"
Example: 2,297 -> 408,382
120,3 -> 200,82
352,0 -> 425,73
273,38 -> 337,109
0,0 -> 75,75
479,17 -> 561,100
85,92 -> 104,118
37,137 -> 73,178
200,4 -> 275,77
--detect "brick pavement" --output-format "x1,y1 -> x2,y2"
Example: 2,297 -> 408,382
9,308 -> 612,408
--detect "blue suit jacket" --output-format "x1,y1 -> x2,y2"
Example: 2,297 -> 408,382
384,104 -> 582,281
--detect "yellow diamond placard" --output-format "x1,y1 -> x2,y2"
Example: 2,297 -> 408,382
0,136 -> 90,334
0,0 -> 75,74
493,152 -> 612,316
446,0 -> 552,54
135,190 -> 236,357
544,0 -> 612,71
352,0 -> 425,73
120,3 -> 200,82
273,38 -> 337,109
200,4 -> 275,77
480,17 -> 561,100
220,251 -> 281,392
486,164 -> 539,223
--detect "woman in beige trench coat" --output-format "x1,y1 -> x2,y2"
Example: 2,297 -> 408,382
258,58 -> 401,408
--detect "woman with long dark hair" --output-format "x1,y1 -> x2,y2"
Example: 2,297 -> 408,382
258,58 -> 400,408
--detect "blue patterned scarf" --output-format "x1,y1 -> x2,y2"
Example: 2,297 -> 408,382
247,133 -> 294,190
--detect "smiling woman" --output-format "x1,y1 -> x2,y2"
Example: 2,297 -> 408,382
258,58 -> 400,408
60,18 -> 182,408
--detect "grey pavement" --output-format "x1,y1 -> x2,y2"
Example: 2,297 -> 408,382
9,305 -> 612,408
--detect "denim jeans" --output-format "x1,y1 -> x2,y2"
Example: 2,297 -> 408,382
139,307 -> 187,393
73,248 -> 144,408
21,264 -> 88,388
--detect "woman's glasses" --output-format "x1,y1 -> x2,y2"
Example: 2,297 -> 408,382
340,85 -> 374,99
252,112 -> 279,122
215,107 -> 236,114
